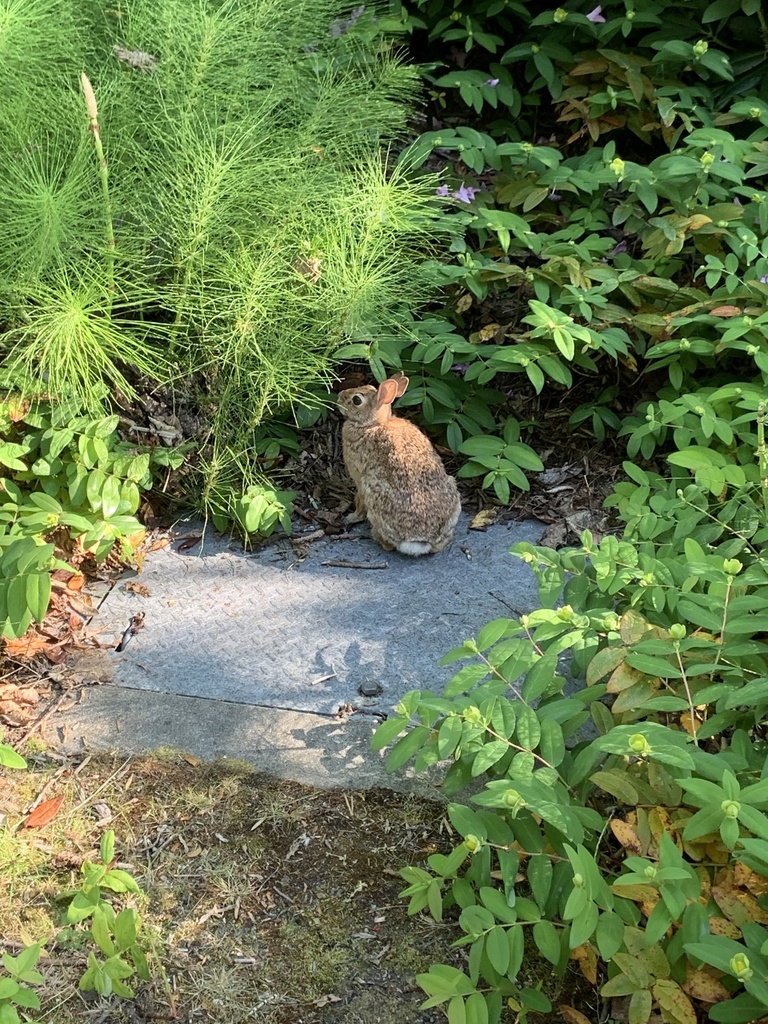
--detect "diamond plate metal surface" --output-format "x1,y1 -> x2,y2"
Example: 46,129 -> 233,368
95,515 -> 543,715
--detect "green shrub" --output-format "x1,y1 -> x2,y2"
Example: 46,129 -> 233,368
374,397 -> 768,1023
349,0 -> 768,491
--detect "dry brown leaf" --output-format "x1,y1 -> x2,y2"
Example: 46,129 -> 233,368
3,633 -> 53,659
0,685 -> 39,707
124,581 -> 151,597
23,795 -> 65,830
469,508 -> 499,531
735,861 -> 768,897
709,305 -> 742,317
313,995 -> 341,1008
682,968 -> 729,1004
149,536 -> 171,552
569,943 -> 598,985
611,819 -> 643,855
455,292 -> 473,314
559,1006 -> 592,1024
647,806 -> 673,856
679,710 -> 700,737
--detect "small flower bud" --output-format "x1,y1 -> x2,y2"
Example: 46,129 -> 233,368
730,953 -> 752,980
669,624 -> 686,640
643,865 -> 657,879
721,799 -> 741,819
610,157 -> 626,180
554,7 -> 568,22
723,559 -> 742,575
503,789 -> 527,814
573,872 -> 584,887
629,733 -> 651,755
700,151 -> 715,169
692,40 -> 709,57
464,834 -> 483,853
750,107 -> 762,119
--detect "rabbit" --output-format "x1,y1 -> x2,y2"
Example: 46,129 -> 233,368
337,374 -> 461,556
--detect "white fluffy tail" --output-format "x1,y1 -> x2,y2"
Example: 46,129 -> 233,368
397,540 -> 432,557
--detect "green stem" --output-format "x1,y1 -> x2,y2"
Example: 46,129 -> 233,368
81,73 -> 115,309
757,402 -> 768,523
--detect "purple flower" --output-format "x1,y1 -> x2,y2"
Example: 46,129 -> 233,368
451,363 -> 470,376
586,5 -> 606,22
484,77 -> 500,87
435,184 -> 450,197
760,275 -> 768,284
453,183 -> 478,204
548,190 -> 562,201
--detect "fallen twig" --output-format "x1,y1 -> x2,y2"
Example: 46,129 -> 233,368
321,559 -> 388,570
14,691 -> 67,748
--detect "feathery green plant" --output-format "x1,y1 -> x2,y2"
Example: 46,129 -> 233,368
0,0 -> 443,521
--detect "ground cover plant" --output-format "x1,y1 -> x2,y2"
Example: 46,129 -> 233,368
367,0 -> 768,1021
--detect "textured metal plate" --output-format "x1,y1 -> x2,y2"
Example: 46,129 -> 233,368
96,516 -> 544,716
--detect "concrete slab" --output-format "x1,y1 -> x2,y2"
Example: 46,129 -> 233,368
43,687 -> 445,795
93,514 -> 543,717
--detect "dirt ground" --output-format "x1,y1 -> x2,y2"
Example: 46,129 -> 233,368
0,749 -> 596,1024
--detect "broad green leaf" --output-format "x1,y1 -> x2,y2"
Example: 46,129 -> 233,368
514,705 -> 541,749
448,995 -> 467,1024
25,572 -> 51,624
370,717 -> 407,751
386,726 -> 431,771
485,925 -> 510,975
471,740 -> 510,777
532,920 -> 560,965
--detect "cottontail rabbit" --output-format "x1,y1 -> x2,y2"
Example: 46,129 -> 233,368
338,375 -> 461,556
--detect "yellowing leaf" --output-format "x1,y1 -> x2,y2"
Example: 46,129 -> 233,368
686,214 -> 712,230
559,1006 -> 592,1024
653,979 -> 696,1024
455,293 -> 473,314
682,968 -> 729,1004
709,915 -> 742,939
611,819 -> 643,855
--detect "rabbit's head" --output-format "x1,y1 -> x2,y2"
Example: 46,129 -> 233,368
338,375 -> 409,426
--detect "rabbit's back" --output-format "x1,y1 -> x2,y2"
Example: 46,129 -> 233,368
345,417 -> 460,553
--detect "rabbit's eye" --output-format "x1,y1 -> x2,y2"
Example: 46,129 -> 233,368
352,395 -> 363,406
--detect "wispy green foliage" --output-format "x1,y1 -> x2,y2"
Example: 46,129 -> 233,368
0,0 -> 443,516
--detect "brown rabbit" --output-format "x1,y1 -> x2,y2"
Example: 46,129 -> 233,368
337,374 -> 461,556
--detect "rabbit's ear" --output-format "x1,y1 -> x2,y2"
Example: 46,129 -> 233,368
377,379 -> 399,408
393,373 -> 409,397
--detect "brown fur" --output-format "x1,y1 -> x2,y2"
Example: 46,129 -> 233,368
337,377 -> 461,556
